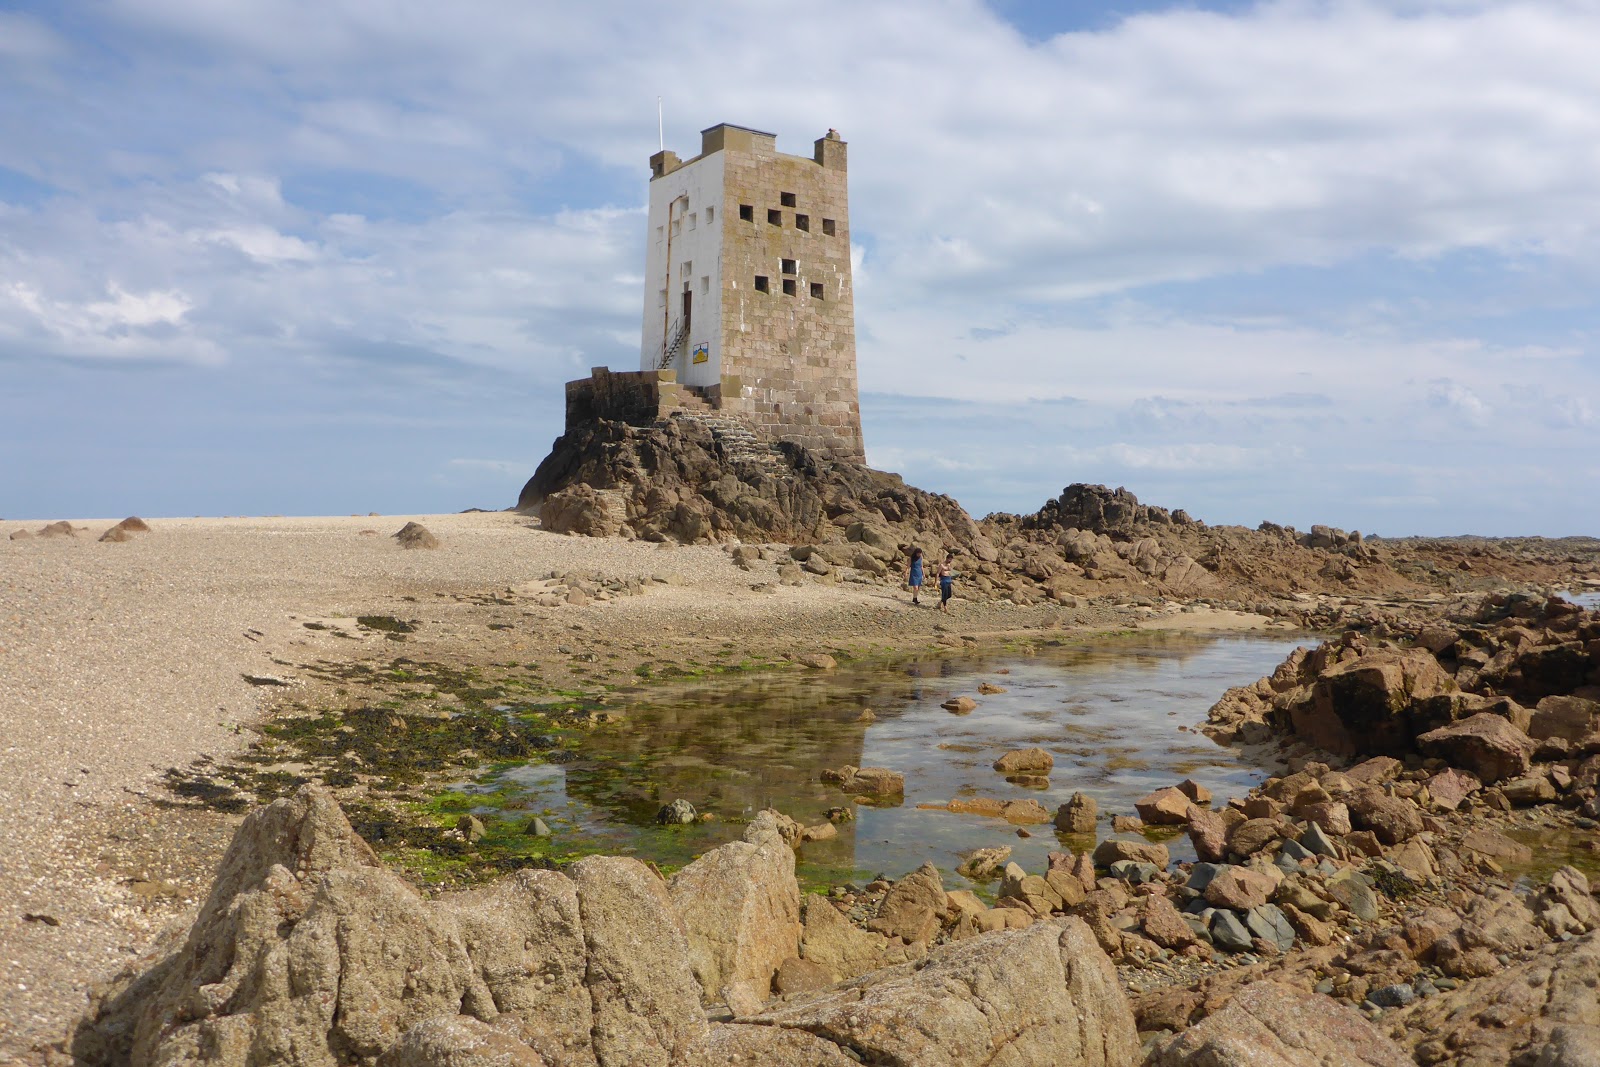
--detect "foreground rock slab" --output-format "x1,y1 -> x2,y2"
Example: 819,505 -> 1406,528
751,918 -> 1138,1067
1148,981 -> 1411,1067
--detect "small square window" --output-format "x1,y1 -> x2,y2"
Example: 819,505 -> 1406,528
680,260 -> 692,277
739,204 -> 753,221
810,282 -> 824,300
701,275 -> 710,295
781,258 -> 796,274
671,218 -> 681,236
754,275 -> 769,293
687,212 -> 697,230
767,208 -> 782,225
781,278 -> 796,296
795,213 -> 810,232
780,191 -> 796,207
822,218 -> 836,236
705,206 -> 715,223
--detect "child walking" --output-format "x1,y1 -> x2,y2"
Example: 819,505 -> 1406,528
906,547 -> 925,605
938,551 -> 956,612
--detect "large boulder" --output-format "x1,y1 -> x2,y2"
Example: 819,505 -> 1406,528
1417,713 -> 1534,783
75,788 -> 488,1067
667,813 -> 801,1004
570,857 -> 706,1066
1286,649 -> 1458,756
750,918 -> 1138,1067
797,895 -> 924,982
379,1016 -> 548,1067
1148,981 -> 1411,1066
441,870 -> 594,1066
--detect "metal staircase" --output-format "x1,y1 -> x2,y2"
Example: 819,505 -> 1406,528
657,318 -> 689,370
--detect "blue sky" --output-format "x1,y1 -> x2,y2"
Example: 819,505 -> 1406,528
2,0 -> 1599,534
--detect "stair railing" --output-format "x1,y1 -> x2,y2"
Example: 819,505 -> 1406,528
657,318 -> 689,370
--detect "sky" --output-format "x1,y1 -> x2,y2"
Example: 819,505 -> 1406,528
2,0 -> 1599,535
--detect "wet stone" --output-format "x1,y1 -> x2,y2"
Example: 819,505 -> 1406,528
657,799 -> 698,825
1211,911 -> 1254,952
1110,860 -> 1160,884
1301,823 -> 1338,858
1367,983 -> 1416,1008
1245,903 -> 1296,952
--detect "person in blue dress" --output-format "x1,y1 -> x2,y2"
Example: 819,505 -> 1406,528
906,547 -> 925,605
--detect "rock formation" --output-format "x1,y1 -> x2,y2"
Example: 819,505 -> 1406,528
72,786 -> 1140,1067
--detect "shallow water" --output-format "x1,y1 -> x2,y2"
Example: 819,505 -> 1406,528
470,632 -> 1308,888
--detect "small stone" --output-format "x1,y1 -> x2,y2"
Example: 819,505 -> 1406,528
525,817 -> 552,837
1300,823 -> 1339,859
1110,860 -> 1160,884
1245,903 -> 1296,952
1210,911 -> 1253,952
993,747 -> 1054,773
656,799 -> 697,824
1367,983 -> 1416,1008
796,653 -> 837,669
1054,792 -> 1097,833
456,814 -> 486,842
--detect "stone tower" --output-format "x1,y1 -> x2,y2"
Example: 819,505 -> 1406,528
639,123 -> 863,463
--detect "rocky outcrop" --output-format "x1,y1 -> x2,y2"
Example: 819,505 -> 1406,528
1396,930 -> 1600,1067
74,788 -> 1140,1067
667,813 -> 801,1005
752,919 -> 1138,1067
519,416 -> 976,548
1148,981 -> 1411,1066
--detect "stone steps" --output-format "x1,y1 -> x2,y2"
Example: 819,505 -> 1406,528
670,411 -> 784,466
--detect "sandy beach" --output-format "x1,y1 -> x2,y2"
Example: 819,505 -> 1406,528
4,510 -> 1257,1060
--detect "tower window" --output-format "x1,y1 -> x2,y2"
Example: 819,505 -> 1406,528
687,212 -> 697,230
767,208 -> 782,225
754,275 -> 769,293
701,275 -> 710,295
822,218 -> 836,236
795,213 -> 810,232
739,204 -> 753,222
705,206 -> 715,223
781,258 -> 796,274
671,218 -> 681,237
655,225 -> 664,242
680,260 -> 692,277
810,282 -> 824,300
780,191 -> 796,207
658,288 -> 667,306
781,278 -> 797,296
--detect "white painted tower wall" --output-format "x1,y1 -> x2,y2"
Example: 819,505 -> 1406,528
639,153 -> 724,388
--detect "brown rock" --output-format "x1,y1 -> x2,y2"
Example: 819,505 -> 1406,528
1460,827 -> 1534,865
37,520 -> 74,538
947,796 -> 1006,817
1227,818 -> 1286,857
1203,866 -> 1276,911
668,815 -> 801,1003
1141,895 -> 1197,950
1148,981 -> 1411,1066
1345,786 -> 1422,845
1135,786 -> 1193,826
1092,834 -> 1169,869
1111,814 -> 1145,833
866,862 -> 946,944
795,653 -> 837,670
687,1023 -> 859,1066
1177,778 -> 1213,805
1287,649 -> 1458,757
1242,796 -> 1283,820
380,1016 -> 548,1067
1425,767 -> 1482,811
1054,792 -> 1097,834
1502,775 -> 1557,805
1529,695 -> 1600,742
772,956 -> 833,996
1186,806 -> 1229,863
98,526 -> 134,543
797,896 -> 923,983
1001,799 -> 1053,824
1401,929 -> 1600,1066
394,521 -> 440,549
956,846 -> 1011,880
993,747 -> 1054,773
751,919 -> 1140,1067
1345,756 -> 1404,785
1417,713 -> 1534,784
942,696 -> 977,714
1300,801 -> 1353,836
